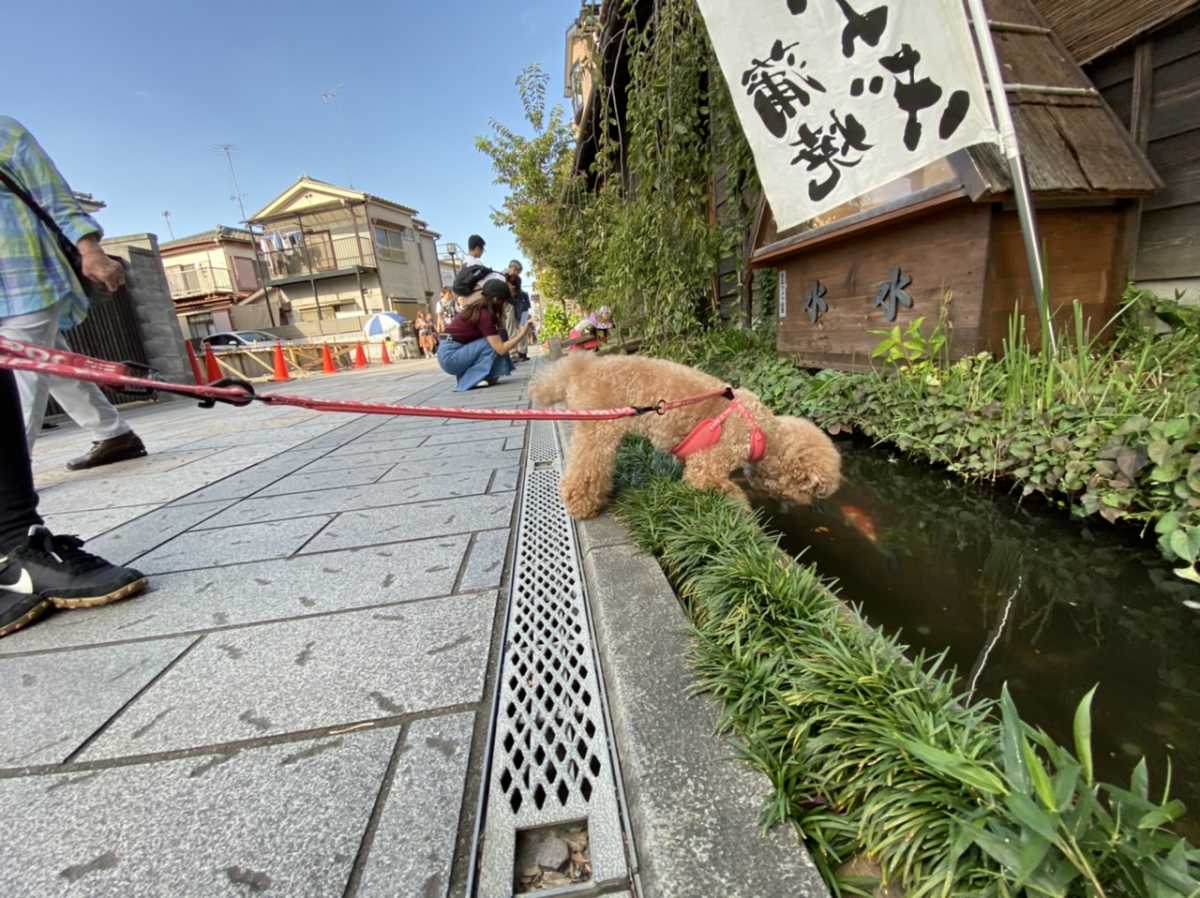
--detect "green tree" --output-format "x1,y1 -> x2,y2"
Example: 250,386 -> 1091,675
475,65 -> 587,307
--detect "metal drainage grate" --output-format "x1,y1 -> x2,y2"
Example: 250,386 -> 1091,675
477,421 -> 627,897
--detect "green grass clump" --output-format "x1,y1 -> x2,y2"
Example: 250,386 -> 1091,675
612,438 -> 1200,897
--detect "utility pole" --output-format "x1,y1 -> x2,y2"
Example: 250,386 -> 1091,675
161,210 -> 175,241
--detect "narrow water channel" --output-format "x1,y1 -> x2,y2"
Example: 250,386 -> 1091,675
754,442 -> 1200,835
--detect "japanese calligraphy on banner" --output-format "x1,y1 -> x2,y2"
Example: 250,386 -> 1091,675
696,0 -> 1000,231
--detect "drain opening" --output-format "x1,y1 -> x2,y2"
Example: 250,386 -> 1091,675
514,820 -> 592,894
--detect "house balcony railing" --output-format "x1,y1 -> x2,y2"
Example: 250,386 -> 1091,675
165,263 -> 236,299
261,234 -> 376,282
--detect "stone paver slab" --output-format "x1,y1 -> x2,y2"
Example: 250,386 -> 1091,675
323,437 -> 507,464
490,467 -> 520,493
0,727 -> 397,897
81,594 -> 495,759
130,516 -> 333,575
167,448 -> 327,504
459,528 -> 510,592
194,471 -> 493,530
419,424 -> 524,446
358,712 -> 475,898
85,500 -> 236,567
35,462 -> 255,514
301,493 -> 516,554
2,637 -> 193,766
42,504 -> 161,542
252,462 -> 394,497
337,455 -> 518,482
0,535 -> 470,655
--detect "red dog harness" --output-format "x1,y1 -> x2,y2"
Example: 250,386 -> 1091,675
671,397 -> 767,463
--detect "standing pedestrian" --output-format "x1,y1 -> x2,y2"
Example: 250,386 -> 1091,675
0,116 -> 146,470
416,309 -> 437,358
436,286 -> 457,335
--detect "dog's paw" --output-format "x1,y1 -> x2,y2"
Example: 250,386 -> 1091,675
561,480 -> 605,519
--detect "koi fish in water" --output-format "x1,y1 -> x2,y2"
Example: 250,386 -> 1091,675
839,504 -> 878,544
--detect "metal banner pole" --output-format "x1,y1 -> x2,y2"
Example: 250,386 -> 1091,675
964,0 -> 1056,350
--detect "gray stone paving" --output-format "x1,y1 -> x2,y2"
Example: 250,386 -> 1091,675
1,361 -> 526,897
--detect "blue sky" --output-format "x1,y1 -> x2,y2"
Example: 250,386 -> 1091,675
6,0 -> 574,287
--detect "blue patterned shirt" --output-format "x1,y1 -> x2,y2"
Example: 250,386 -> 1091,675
0,116 -> 100,328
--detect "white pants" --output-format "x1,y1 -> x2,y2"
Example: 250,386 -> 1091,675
0,300 -> 130,450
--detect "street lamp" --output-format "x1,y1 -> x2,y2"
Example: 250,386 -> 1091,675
446,242 -> 461,274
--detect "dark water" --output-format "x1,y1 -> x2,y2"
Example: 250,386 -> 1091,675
754,442 -> 1200,834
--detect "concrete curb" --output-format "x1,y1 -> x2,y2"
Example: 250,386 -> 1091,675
575,510 -> 831,898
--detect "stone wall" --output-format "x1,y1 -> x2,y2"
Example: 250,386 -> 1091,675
101,233 -> 191,388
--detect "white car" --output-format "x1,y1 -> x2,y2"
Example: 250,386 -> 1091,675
201,331 -> 279,349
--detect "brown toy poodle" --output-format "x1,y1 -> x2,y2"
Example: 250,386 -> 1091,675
530,352 -> 841,519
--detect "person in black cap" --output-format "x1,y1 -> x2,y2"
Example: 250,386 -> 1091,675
437,277 -> 531,391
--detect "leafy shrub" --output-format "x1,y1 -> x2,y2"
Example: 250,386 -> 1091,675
539,303 -> 572,341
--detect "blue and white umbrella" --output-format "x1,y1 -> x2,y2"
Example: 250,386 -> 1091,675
362,312 -> 408,342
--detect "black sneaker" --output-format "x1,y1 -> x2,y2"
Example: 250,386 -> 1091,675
5,527 -> 147,610
67,431 -> 147,471
0,577 -> 50,638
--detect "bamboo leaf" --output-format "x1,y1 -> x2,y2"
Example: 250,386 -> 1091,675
1073,685 -> 1097,786
1022,738 -> 1058,811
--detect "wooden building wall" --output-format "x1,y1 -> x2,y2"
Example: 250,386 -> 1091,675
1087,8 -> 1200,287
775,202 -> 1129,371
775,202 -> 990,371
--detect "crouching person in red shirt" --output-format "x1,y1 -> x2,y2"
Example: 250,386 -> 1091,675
437,278 -> 532,391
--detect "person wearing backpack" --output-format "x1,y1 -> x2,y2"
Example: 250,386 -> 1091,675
0,116 -> 146,470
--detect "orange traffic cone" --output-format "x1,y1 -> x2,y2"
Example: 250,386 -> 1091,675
272,342 -> 291,382
380,341 -> 392,365
354,342 -> 368,368
185,341 -> 205,385
204,343 -> 221,382
321,342 -> 337,374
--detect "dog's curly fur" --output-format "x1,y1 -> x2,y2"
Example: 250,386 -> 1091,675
530,353 -> 841,518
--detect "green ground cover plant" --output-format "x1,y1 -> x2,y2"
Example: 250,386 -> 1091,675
612,438 -> 1200,897
648,290 -> 1200,583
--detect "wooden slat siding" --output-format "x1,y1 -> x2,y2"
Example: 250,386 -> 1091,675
1148,50 -> 1200,142
1145,131 -> 1200,212
982,206 -> 1128,350
1086,8 -> 1200,279
776,202 -> 991,371
1033,0 -> 1200,63
1138,206 -> 1200,279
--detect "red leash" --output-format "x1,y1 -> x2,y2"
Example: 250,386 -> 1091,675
0,336 -> 733,423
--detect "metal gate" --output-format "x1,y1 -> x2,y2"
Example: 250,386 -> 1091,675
48,285 -> 149,412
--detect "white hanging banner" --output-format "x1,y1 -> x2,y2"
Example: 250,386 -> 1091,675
697,0 -> 1000,231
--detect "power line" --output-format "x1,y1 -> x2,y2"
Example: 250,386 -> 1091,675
214,143 -> 248,224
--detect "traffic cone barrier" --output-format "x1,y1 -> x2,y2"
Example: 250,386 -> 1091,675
380,341 -> 392,365
321,342 -> 337,374
204,343 -> 221,382
185,341 -> 205,384
272,342 -> 291,382
354,342 -> 368,368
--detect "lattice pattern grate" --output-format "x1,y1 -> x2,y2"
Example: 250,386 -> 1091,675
477,421 -> 626,898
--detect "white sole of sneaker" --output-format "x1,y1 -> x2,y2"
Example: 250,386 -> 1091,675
47,578 -> 148,610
